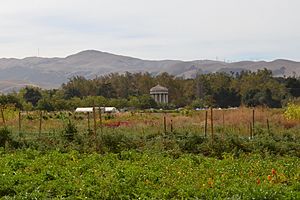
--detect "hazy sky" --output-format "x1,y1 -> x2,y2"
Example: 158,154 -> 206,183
0,0 -> 299,61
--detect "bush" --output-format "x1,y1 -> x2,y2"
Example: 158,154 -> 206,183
104,114 -> 114,120
0,128 -> 12,147
99,132 -> 138,153
63,120 -> 78,142
284,103 -> 300,120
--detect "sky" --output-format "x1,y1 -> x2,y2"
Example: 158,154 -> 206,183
0,0 -> 300,61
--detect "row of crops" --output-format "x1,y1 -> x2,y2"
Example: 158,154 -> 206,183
0,149 -> 299,199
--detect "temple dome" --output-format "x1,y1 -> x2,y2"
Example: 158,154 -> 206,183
150,84 -> 168,93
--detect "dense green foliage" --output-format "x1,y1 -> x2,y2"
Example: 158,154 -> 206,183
1,124 -> 300,158
1,70 -> 300,110
0,149 -> 299,199
23,87 -> 42,107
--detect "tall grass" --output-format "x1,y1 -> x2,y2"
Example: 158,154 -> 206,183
0,107 -> 299,156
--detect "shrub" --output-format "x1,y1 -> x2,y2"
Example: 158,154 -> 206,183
284,103 -> 300,120
99,132 -> 138,153
26,115 -> 34,120
63,120 -> 78,142
104,114 -> 115,120
0,128 -> 12,147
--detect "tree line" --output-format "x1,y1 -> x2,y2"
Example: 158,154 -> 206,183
1,69 -> 300,111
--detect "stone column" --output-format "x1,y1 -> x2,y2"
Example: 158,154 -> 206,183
166,94 -> 168,104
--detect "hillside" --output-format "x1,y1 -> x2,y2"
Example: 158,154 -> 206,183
0,50 -> 299,92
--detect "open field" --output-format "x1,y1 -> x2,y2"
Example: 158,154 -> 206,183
0,107 -> 299,199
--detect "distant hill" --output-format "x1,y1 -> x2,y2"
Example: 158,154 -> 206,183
0,50 -> 299,93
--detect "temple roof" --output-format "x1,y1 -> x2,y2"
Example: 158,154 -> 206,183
150,84 -> 168,93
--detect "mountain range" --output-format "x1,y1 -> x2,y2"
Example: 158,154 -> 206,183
0,50 -> 299,93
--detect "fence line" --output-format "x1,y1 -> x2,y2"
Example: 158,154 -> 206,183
0,108 -> 281,140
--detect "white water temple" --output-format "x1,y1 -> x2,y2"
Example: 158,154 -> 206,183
150,84 -> 168,104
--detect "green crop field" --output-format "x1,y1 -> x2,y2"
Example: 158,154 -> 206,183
0,107 -> 299,199
0,150 -> 299,199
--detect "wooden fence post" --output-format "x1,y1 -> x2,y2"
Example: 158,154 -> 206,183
210,107 -> 214,141
18,111 -> 22,134
267,119 -> 270,136
93,104 -> 97,136
99,106 -> 103,134
0,106 -> 6,127
222,110 -> 225,140
249,122 -> 252,139
204,110 -> 208,137
170,119 -> 173,133
252,109 -> 255,136
87,112 -> 91,132
39,111 -> 42,136
163,115 -> 167,134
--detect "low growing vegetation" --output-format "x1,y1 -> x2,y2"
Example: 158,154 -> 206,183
0,112 -> 299,199
0,149 -> 299,199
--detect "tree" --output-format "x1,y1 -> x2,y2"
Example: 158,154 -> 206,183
97,83 -> 116,98
285,77 -> 300,97
242,89 -> 281,108
23,87 -> 42,107
237,69 -> 287,107
190,99 -> 205,109
37,98 -> 55,111
212,87 -> 241,108
0,94 -> 23,109
62,76 -> 95,98
63,87 -> 82,99
109,98 -> 129,109
195,73 -> 237,108
137,95 -> 157,109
